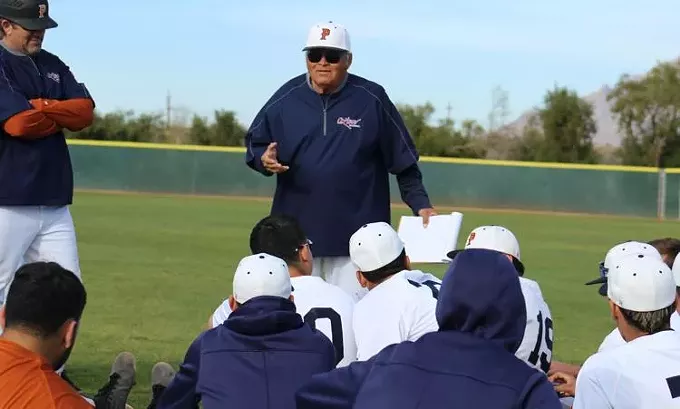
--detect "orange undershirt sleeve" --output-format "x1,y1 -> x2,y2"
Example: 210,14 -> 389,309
2,98 -> 94,139
3,109 -> 61,139
32,98 -> 95,131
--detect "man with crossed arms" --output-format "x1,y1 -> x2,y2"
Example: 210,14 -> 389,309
0,0 -> 94,307
0,0 -> 94,388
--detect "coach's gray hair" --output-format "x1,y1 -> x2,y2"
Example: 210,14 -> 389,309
343,52 -> 352,66
620,302 -> 676,334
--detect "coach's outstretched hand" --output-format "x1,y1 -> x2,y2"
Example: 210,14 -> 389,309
261,142 -> 289,174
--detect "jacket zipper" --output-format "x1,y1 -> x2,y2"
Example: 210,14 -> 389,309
321,97 -> 328,136
27,57 -> 41,76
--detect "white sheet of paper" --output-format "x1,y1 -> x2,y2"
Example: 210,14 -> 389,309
397,212 -> 464,263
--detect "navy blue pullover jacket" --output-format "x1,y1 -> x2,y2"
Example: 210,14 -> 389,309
157,296 -> 336,409
295,249 -> 562,409
0,44 -> 92,206
245,73 -> 432,257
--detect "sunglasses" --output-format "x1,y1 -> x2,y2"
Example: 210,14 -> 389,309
306,48 -> 346,64
295,238 -> 313,252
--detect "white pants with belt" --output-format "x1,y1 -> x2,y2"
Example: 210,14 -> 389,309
0,205 -> 81,312
312,256 -> 368,303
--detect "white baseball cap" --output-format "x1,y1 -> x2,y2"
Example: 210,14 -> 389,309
607,252 -> 676,312
586,241 -> 662,296
603,241 -> 661,270
673,254 -> 680,287
447,225 -> 524,273
232,253 -> 292,304
349,222 -> 404,272
302,21 -> 351,52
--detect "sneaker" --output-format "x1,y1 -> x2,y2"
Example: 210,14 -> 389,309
147,362 -> 175,409
93,351 -> 137,409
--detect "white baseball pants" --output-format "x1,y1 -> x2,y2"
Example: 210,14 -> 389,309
312,256 -> 368,303
0,206 -> 80,376
0,205 -> 81,306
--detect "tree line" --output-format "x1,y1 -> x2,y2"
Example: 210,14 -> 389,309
66,60 -> 680,167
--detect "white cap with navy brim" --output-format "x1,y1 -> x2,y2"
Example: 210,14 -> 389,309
349,222 -> 404,272
232,253 -> 291,304
447,225 -> 524,273
607,252 -> 676,312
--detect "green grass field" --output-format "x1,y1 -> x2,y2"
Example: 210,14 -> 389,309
64,191 -> 678,407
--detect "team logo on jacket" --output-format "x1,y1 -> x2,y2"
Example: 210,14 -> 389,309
46,72 -> 60,83
320,28 -> 330,40
337,117 -> 361,130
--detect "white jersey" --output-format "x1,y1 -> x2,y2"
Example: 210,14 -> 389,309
574,330 -> 680,408
402,269 -> 443,298
597,311 -> 680,353
353,270 -> 439,361
514,277 -> 554,373
597,328 -> 624,353
211,275 -> 357,367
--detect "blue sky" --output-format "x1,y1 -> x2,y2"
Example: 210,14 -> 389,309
46,0 -> 678,129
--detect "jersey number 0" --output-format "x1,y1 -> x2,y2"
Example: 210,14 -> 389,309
304,307 -> 344,365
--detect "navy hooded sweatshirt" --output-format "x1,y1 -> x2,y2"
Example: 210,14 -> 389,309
244,73 -> 432,257
156,296 -> 336,409
295,249 -> 562,409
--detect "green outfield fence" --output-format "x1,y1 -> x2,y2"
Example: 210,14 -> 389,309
67,140 -> 680,220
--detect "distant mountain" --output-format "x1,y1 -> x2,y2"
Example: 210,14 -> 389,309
503,73 -> 649,147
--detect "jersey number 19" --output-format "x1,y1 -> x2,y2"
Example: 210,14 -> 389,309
528,311 -> 553,373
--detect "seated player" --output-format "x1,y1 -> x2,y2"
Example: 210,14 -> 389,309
156,253 -> 336,409
553,252 -> 680,408
549,240 -> 667,386
209,214 -> 357,366
586,239 -> 680,351
348,222 -> 439,361
295,249 -> 562,409
0,261 -> 135,409
448,225 -> 554,374
586,240 -> 672,353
